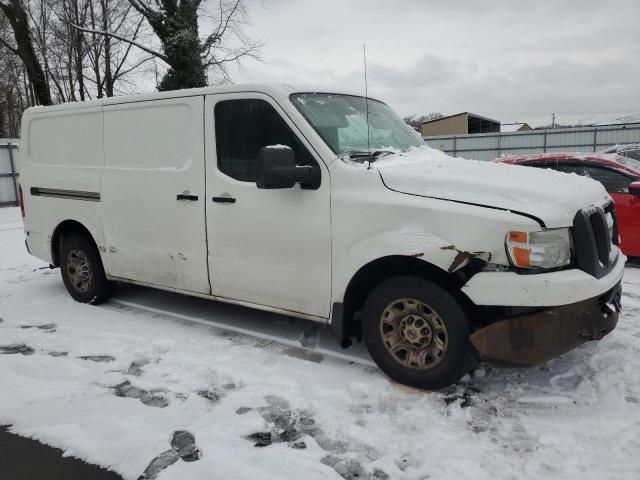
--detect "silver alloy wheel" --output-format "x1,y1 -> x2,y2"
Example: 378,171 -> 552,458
380,298 -> 449,369
66,249 -> 92,293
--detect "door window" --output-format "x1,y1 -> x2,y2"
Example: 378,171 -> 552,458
583,166 -> 633,193
214,99 -> 316,182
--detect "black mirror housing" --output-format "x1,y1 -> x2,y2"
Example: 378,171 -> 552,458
256,145 -> 320,190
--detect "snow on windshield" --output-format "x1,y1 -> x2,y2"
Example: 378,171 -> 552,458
290,93 -> 423,156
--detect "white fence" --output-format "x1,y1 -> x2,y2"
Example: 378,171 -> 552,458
0,140 -> 20,207
424,123 -> 640,161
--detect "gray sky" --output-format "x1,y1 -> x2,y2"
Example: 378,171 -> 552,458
230,0 -> 640,123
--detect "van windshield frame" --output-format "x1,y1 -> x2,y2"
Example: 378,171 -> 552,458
290,93 -> 423,157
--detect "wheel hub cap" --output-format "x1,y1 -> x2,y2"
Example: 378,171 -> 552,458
399,315 -> 433,347
67,249 -> 92,293
380,298 -> 449,370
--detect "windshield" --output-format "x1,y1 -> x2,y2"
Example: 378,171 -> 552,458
615,155 -> 640,173
290,93 -> 423,157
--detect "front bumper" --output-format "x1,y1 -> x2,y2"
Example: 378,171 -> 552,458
461,252 -> 626,307
469,282 -> 621,367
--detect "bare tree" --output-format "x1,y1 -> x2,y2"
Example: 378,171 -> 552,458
83,0 -> 150,97
71,0 -> 262,90
0,0 -> 52,105
1,0 -> 262,134
0,14 -> 33,136
21,0 -> 152,102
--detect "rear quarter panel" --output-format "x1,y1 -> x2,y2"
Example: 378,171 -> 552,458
20,106 -> 105,264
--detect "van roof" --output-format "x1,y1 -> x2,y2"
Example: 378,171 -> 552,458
23,83 -> 378,115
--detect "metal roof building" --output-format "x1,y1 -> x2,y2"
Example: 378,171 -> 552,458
421,112 -> 500,137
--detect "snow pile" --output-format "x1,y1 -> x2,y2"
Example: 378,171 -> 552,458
1,205 -> 640,480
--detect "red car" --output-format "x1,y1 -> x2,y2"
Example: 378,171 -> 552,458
496,153 -> 640,258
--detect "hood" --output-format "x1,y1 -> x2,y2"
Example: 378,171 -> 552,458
374,147 -> 611,228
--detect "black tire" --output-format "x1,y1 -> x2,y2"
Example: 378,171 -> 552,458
362,276 -> 477,390
60,234 -> 114,304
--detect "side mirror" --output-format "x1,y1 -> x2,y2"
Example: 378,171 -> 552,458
629,181 -> 640,196
256,145 -> 320,190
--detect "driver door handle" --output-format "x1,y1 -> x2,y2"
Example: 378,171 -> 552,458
177,192 -> 199,201
212,196 -> 236,204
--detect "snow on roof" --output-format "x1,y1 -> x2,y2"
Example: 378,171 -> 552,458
515,112 -> 640,128
501,123 -> 526,133
595,113 -> 640,125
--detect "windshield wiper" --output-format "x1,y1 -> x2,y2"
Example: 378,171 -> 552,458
345,150 -> 395,163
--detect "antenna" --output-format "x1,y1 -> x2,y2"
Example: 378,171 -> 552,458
363,43 -> 371,157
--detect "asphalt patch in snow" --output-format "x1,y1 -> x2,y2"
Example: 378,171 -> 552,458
0,425 -> 123,480
0,343 -> 35,355
244,395 -> 317,448
283,346 -> 324,363
20,322 -> 57,333
244,396 -> 389,479
321,456 -> 389,480
196,389 -> 222,404
197,380 -> 238,404
138,430 -> 202,480
48,351 -> 68,357
442,384 -> 481,408
124,358 -> 151,376
113,380 -> 169,408
79,355 -> 116,363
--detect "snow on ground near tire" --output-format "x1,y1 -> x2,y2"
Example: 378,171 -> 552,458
1,206 -> 639,480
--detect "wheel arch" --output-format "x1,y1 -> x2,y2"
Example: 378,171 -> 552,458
331,255 -> 478,347
51,219 -> 99,267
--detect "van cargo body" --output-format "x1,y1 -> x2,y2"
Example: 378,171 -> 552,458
19,84 -> 624,390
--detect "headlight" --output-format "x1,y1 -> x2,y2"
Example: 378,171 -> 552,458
506,228 -> 571,269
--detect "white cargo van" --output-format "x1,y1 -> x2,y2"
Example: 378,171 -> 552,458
19,84 -> 624,389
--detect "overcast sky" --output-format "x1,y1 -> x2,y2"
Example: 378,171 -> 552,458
228,0 -> 640,123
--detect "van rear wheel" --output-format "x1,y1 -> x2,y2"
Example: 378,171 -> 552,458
362,276 -> 477,390
60,235 -> 114,304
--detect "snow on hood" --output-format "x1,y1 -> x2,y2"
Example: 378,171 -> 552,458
374,147 -> 611,228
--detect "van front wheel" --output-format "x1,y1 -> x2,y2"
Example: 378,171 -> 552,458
60,235 -> 114,304
362,276 -> 477,390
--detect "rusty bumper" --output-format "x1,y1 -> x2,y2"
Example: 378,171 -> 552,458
469,283 -> 622,367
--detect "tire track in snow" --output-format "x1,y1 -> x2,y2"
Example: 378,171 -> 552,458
99,299 -> 381,378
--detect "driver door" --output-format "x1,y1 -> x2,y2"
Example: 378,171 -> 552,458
204,93 -> 331,319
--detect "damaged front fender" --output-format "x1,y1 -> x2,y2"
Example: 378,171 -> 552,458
440,245 -> 492,273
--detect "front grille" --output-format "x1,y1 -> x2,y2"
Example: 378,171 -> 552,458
572,202 -> 619,279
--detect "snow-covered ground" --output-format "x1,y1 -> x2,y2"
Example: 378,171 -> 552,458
1,206 -> 639,480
